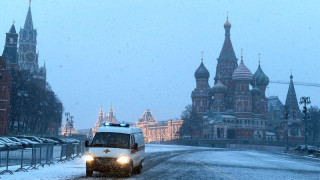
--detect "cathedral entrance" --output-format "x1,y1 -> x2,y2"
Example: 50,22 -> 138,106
227,129 -> 236,139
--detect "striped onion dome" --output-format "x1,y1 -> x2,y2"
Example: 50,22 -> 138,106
232,58 -> 253,81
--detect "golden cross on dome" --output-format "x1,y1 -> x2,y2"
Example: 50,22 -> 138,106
13,20 -> 15,25
240,48 -> 243,62
258,53 -> 261,65
227,11 -> 229,21
201,51 -> 203,62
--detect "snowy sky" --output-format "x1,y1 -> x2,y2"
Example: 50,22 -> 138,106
0,0 -> 319,130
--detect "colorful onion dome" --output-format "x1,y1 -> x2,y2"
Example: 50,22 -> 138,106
251,65 -> 269,86
194,62 -> 210,79
251,86 -> 262,95
232,58 -> 253,81
224,19 -> 231,27
211,79 -> 227,93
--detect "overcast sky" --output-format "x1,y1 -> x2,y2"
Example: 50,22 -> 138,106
1,0 -> 319,130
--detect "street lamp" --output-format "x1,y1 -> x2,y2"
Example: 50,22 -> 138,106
40,102 -> 47,137
64,112 -> 70,136
299,96 -> 311,144
17,91 -> 28,134
68,116 -> 74,137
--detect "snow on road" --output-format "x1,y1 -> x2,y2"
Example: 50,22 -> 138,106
176,150 -> 320,180
0,144 -> 202,180
1,144 -> 320,180
145,144 -> 214,153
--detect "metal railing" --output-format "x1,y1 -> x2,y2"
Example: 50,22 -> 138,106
0,142 -> 85,175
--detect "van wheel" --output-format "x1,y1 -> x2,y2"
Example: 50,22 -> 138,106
86,169 -> 93,177
135,162 -> 142,174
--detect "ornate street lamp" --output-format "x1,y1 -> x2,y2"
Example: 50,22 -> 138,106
68,116 -> 74,137
64,112 -> 70,136
299,96 -> 311,144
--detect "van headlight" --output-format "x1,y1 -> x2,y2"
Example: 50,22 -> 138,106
85,154 -> 94,162
117,156 -> 130,164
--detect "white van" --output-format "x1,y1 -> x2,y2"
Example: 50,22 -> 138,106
85,123 -> 145,177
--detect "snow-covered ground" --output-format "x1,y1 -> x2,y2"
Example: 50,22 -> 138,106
145,144 -> 214,153
0,144 -> 200,180
0,144 -> 319,180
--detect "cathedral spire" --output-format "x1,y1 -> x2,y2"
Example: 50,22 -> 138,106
285,74 -> 300,115
218,16 -> 237,62
24,5 -> 34,30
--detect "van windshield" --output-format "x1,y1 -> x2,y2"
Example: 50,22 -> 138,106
91,132 -> 130,149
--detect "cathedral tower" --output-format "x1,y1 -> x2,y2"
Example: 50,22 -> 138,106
211,78 -> 227,112
232,54 -> 253,116
192,58 -> 211,116
251,58 -> 269,116
215,17 -> 238,109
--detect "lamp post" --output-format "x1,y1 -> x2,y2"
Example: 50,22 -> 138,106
299,96 -> 311,144
40,101 -> 47,137
64,112 -> 70,136
17,91 -> 28,135
69,116 -> 74,137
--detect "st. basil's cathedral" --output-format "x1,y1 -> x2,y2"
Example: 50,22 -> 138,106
191,18 -> 303,140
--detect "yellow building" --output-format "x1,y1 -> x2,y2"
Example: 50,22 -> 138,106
135,109 -> 183,143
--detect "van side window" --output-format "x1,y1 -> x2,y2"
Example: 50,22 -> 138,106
134,132 -> 144,146
130,135 -> 135,148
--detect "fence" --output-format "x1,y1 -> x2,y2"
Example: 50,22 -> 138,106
0,142 -> 85,175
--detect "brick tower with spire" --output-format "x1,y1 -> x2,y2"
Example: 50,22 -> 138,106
283,74 -> 303,140
2,22 -> 19,69
18,4 -> 38,72
17,2 -> 46,87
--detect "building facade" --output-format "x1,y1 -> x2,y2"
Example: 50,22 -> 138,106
92,106 -> 118,136
0,57 -> 12,135
135,109 -> 183,143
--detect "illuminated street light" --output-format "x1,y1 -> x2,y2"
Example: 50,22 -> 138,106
299,96 -> 311,144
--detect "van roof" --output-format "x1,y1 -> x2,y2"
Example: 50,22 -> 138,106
97,126 -> 142,134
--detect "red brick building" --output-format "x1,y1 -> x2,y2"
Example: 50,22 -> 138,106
0,56 -> 12,135
192,18 -> 270,139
